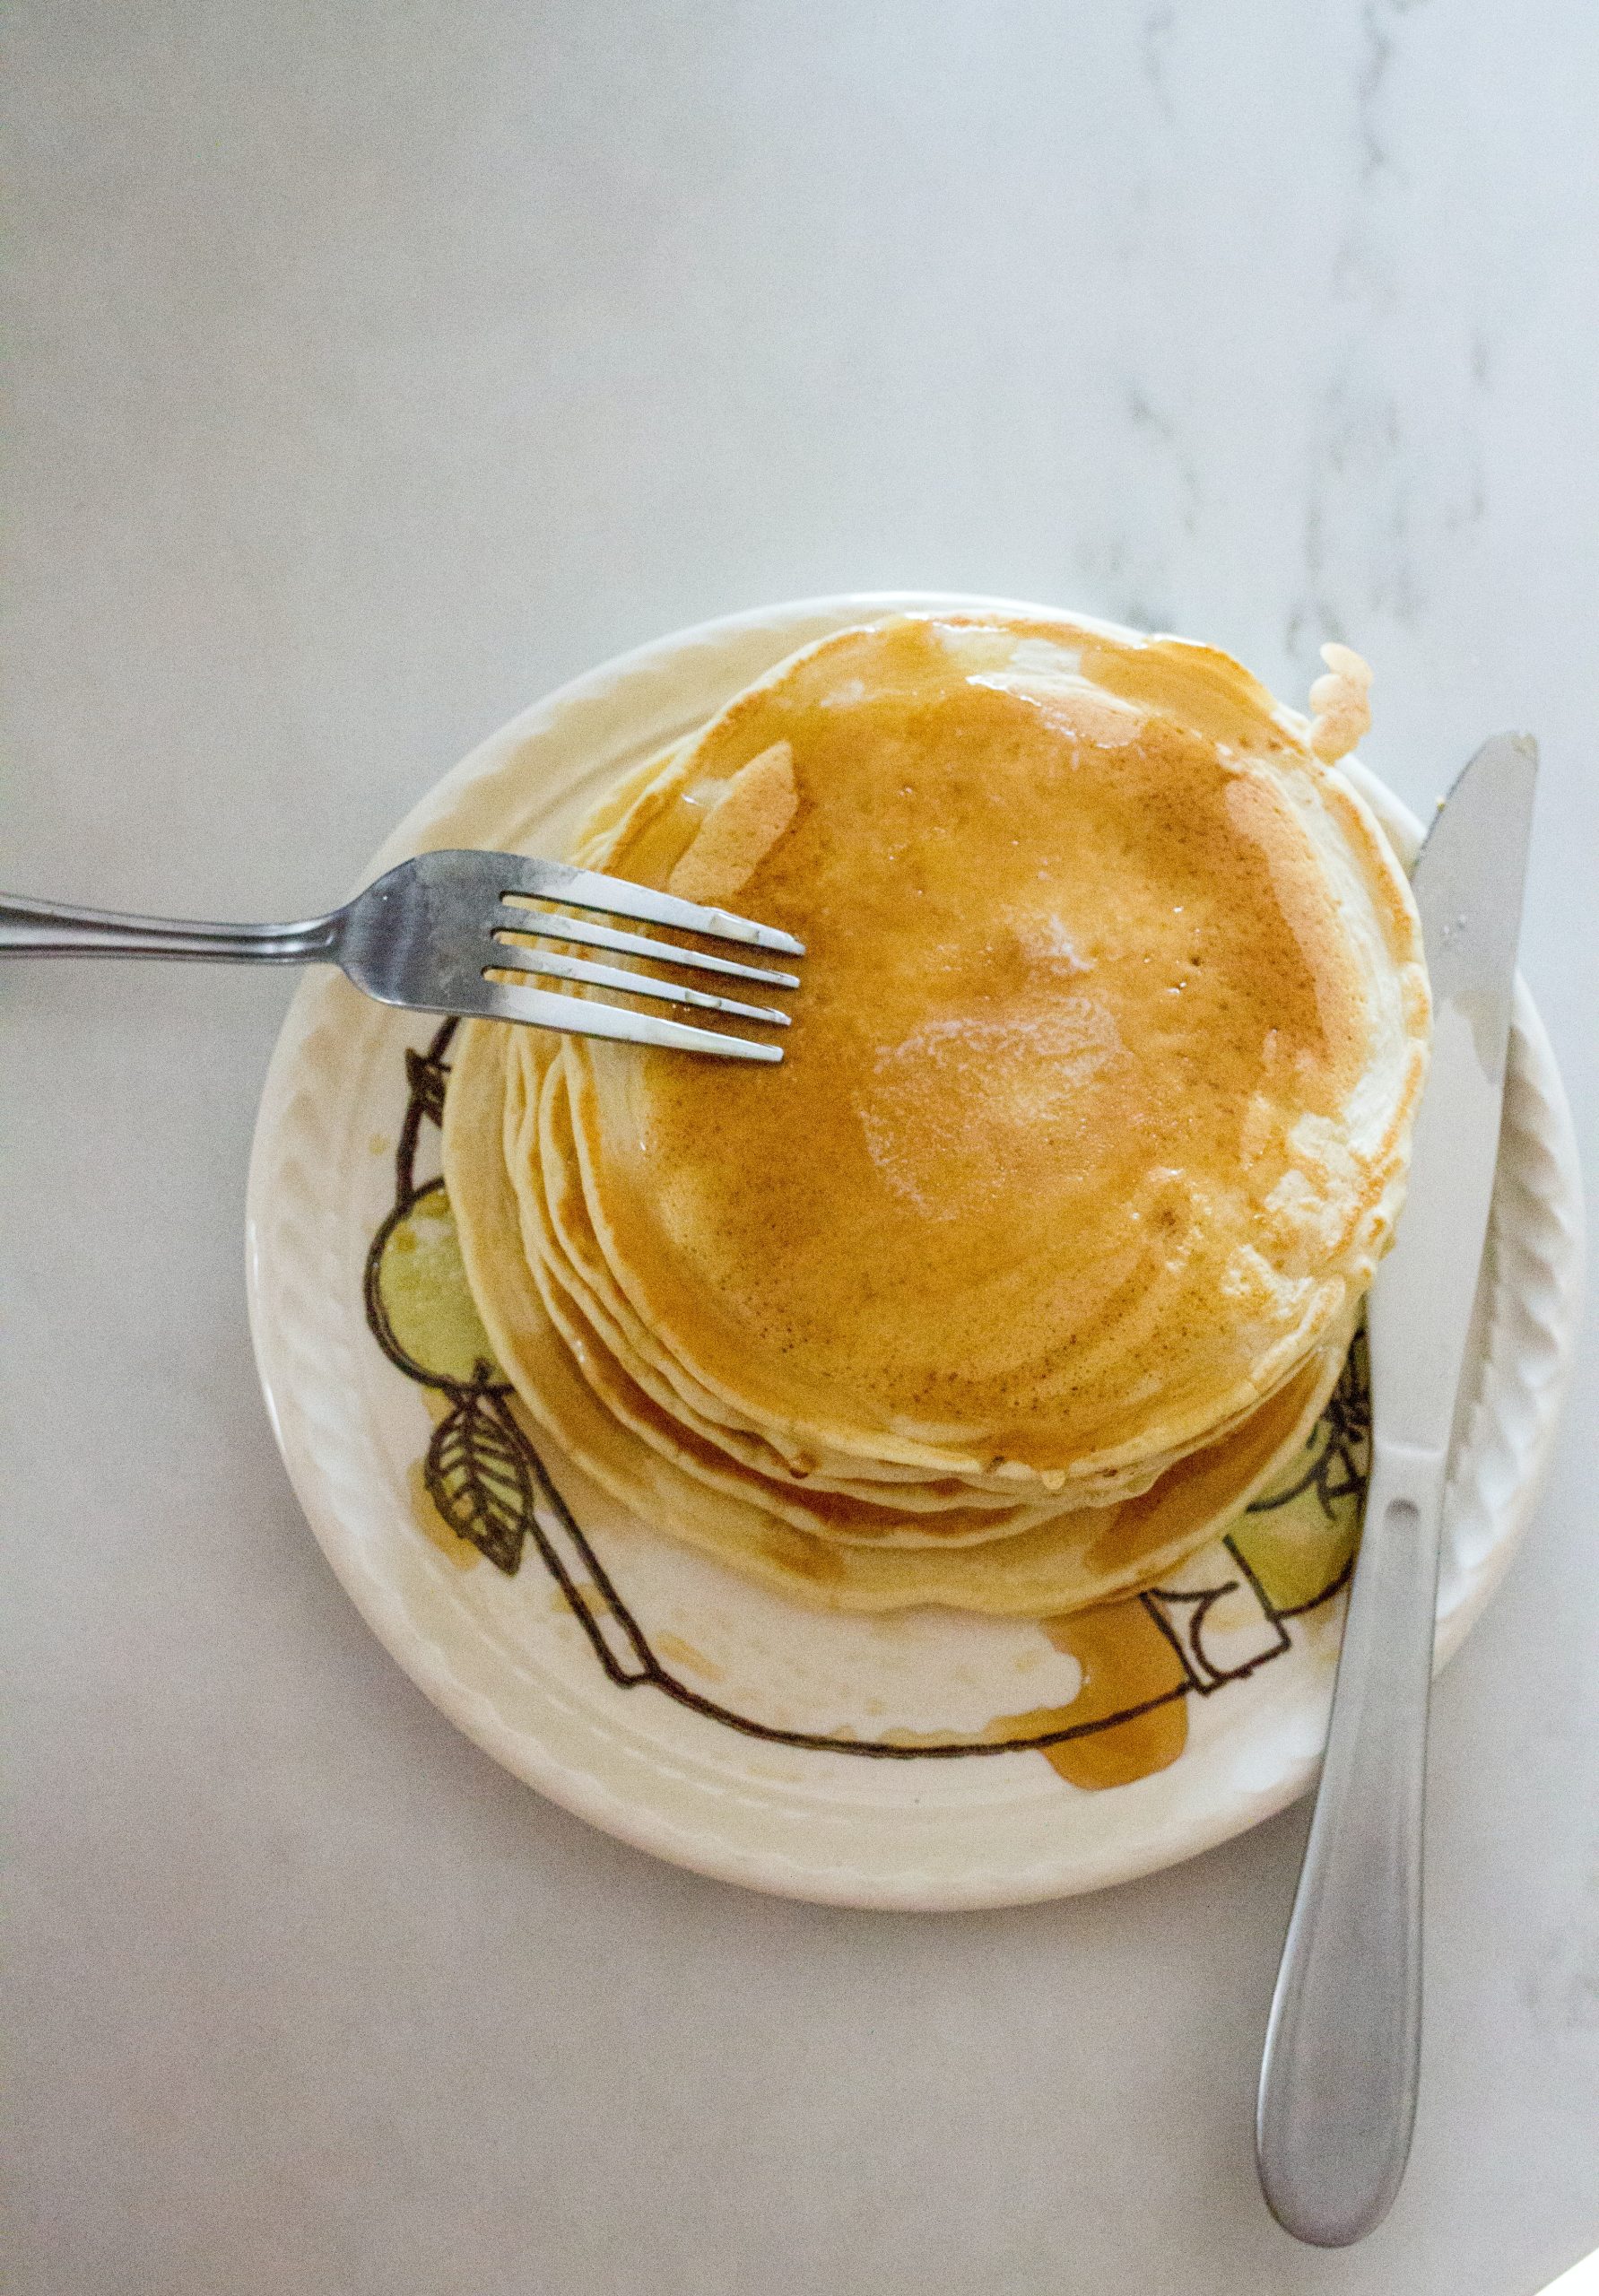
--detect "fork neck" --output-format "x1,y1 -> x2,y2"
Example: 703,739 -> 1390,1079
0,891 -> 345,962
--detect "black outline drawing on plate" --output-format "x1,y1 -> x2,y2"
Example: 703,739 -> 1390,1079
365,1022 -> 1369,1762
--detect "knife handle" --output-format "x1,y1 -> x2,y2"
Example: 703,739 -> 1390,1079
1256,1438 -> 1450,2248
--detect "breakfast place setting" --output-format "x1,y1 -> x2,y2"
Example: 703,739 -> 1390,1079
6,11 -> 1594,2293
7,593 -> 1583,2247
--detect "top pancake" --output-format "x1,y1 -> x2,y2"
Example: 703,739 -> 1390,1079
560,613 -> 1429,1493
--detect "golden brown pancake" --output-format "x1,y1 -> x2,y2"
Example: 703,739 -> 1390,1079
441,1015 -> 1355,1613
440,608 -> 1425,1611
559,613 -> 1427,1497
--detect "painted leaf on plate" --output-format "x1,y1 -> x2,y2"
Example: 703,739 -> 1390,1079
425,1381 -> 534,1574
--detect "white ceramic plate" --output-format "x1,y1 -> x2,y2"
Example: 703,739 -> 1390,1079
246,594 -> 1585,1910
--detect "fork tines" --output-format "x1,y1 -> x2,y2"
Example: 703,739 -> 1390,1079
484,854 -> 804,1064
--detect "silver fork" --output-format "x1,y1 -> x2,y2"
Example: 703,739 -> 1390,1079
0,850 -> 804,1062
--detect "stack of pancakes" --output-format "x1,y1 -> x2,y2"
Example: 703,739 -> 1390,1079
443,613 -> 1430,1614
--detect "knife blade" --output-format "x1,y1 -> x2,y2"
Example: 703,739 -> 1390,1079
1256,733 -> 1538,2248
1369,735 -> 1539,1449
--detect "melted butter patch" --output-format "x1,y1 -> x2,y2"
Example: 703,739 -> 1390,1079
856,998 -> 1127,1222
667,739 -> 797,902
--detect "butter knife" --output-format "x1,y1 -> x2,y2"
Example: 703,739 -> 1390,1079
1255,732 -> 1539,2247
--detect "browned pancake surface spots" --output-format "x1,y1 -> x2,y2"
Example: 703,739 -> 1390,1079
577,620 -> 1375,1470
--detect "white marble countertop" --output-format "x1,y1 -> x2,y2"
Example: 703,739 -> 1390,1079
4,4 -> 1596,2291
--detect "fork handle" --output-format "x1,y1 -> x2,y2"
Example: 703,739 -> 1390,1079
0,891 -> 342,963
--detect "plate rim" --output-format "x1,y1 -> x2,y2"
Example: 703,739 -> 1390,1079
246,592 -> 1587,1909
